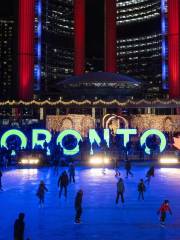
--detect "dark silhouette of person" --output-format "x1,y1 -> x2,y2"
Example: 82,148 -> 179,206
36,180 -> 48,207
75,189 -> 83,223
0,170 -> 3,190
138,179 -> 146,200
68,163 -> 75,183
157,200 -> 172,226
116,178 -> 125,204
14,213 -> 25,240
145,166 -> 155,185
58,171 -> 69,198
125,160 -> 133,178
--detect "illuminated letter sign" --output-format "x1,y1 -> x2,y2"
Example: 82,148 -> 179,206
0,128 -> 169,157
116,129 -> 137,147
56,129 -> 82,156
89,129 -> 102,155
140,129 -> 167,154
32,129 -> 52,155
104,128 -> 110,148
1,129 -> 27,149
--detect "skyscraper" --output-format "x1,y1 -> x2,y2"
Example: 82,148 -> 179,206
17,0 -> 180,100
35,0 -> 74,96
0,20 -> 15,100
0,0 -> 15,100
116,0 -> 166,98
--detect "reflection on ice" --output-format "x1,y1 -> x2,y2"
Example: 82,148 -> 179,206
159,168 -> 180,176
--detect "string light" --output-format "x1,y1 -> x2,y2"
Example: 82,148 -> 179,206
0,99 -> 179,107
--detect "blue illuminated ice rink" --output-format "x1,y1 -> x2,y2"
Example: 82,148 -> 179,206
0,166 -> 180,240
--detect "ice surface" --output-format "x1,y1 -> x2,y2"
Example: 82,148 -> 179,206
0,166 -> 180,240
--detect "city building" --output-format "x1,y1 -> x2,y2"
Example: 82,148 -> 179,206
116,0 -> 167,98
0,19 -> 15,100
17,0 -> 180,100
35,0 -> 74,96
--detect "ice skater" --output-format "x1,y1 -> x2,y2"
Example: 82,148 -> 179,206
53,159 -> 59,176
36,180 -> 48,208
138,179 -> 146,200
116,178 -> 125,204
75,189 -> 83,224
157,200 -> 172,227
14,212 -> 25,240
145,166 -> 155,185
125,160 -> 133,178
114,159 -> 121,177
58,171 -> 69,198
68,162 -> 75,183
0,170 -> 3,191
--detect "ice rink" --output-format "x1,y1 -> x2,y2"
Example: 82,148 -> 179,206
0,166 -> 180,240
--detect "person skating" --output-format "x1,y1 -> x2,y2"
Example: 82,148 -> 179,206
75,189 -> 83,224
138,179 -> 146,200
145,166 -> 155,185
114,159 -> 121,177
14,213 -> 25,240
116,178 -> 125,204
53,159 -> 59,176
68,163 -> 75,183
0,170 -> 3,191
58,171 -> 69,198
125,160 -> 133,178
36,180 -> 48,208
157,200 -> 172,227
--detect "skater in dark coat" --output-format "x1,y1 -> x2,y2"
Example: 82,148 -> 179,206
125,160 -> 133,178
0,170 -> 3,190
68,163 -> 75,183
75,189 -> 83,223
116,178 -> 125,204
114,159 -> 121,177
145,166 -> 155,185
157,200 -> 172,226
58,171 -> 69,198
138,179 -> 146,200
36,181 -> 48,207
14,213 -> 25,240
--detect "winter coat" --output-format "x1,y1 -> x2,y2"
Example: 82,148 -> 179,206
138,182 -> 146,192
75,193 -> 83,209
117,181 -> 125,193
158,203 -> 172,214
36,184 -> 48,198
125,162 -> 131,170
58,173 -> 69,187
14,219 -> 24,240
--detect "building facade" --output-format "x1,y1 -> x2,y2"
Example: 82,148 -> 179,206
116,0 -> 167,98
17,0 -> 180,100
0,20 -> 15,100
34,0 -> 74,96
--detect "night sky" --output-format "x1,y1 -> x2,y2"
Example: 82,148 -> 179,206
0,0 -> 14,18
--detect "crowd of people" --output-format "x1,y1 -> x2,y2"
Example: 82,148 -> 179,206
1,160 -> 171,239
0,124 -> 176,239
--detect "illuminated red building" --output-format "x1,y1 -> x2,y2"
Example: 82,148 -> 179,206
17,0 -> 180,100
